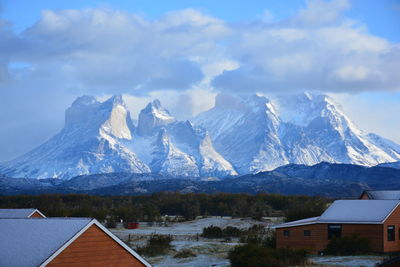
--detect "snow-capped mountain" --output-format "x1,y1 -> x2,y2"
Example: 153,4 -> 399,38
0,96 -> 236,179
194,94 -> 287,174
1,92 -> 400,179
194,92 -> 400,174
127,100 -> 237,177
0,95 -> 150,179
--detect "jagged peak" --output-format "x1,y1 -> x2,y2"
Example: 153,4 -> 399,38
150,99 -> 162,109
137,99 -> 176,136
214,93 -> 273,112
71,95 -> 98,107
102,94 -> 126,108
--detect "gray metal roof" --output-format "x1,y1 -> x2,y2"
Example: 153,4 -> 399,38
319,200 -> 399,223
0,208 -> 38,218
0,218 -> 91,267
365,190 -> 400,200
275,200 -> 400,228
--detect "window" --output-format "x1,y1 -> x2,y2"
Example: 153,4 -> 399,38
328,224 -> 342,240
388,225 -> 395,241
283,230 -> 290,237
304,230 -> 311,236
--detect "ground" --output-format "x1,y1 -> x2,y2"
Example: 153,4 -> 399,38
110,217 -> 385,267
111,217 -> 266,266
309,255 -> 384,267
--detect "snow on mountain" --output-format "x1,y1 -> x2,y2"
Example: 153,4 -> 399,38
1,92 -> 399,180
137,100 -> 176,136
0,95 -> 149,179
194,92 -> 400,174
194,93 -> 288,174
0,96 -> 236,179
129,102 -> 237,177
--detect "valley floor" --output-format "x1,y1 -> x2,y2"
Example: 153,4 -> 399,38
111,217 -> 266,266
111,218 -> 385,267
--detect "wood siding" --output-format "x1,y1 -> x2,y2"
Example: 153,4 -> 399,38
47,225 -> 146,267
360,192 -> 370,199
342,224 -> 383,252
384,205 -> 400,252
276,223 -> 383,254
29,211 -> 44,218
276,224 -> 327,254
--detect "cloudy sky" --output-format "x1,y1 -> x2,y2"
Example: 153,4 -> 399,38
0,0 -> 399,162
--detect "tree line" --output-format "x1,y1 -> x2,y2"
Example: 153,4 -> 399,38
0,192 -> 330,222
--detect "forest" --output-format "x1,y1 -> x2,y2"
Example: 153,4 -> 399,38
0,192 -> 331,223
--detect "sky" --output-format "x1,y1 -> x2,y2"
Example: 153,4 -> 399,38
0,0 -> 399,162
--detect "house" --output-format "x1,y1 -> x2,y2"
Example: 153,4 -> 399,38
0,208 -> 46,218
0,218 -> 151,267
360,190 -> 400,200
275,200 -> 400,254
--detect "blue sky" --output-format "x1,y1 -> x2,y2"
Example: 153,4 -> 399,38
0,0 -> 399,161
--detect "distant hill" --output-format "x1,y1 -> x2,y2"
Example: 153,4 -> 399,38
2,162 -> 400,197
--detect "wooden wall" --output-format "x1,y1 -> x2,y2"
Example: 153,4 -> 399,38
276,223 -> 383,254
384,205 -> 400,252
276,224 -> 327,254
47,225 -> 146,266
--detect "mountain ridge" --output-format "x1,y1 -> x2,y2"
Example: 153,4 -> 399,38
1,92 -> 399,179
2,162 -> 400,197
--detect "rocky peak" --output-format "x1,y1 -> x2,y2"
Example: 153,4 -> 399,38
137,99 -> 176,136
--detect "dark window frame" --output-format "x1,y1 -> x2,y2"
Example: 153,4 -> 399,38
328,224 -> 342,240
304,230 -> 311,236
388,225 -> 395,242
283,230 -> 290,237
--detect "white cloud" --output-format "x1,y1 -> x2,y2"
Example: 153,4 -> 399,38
8,8 -> 232,94
213,0 -> 400,93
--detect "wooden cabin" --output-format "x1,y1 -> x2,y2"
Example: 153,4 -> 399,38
360,190 -> 400,200
275,200 -> 400,254
0,218 -> 151,266
0,208 -> 46,218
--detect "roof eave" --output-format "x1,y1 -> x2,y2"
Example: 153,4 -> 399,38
275,220 -> 384,229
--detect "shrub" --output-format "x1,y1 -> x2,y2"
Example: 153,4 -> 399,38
239,225 -> 270,245
262,234 -> 276,248
229,244 -> 308,267
136,234 -> 173,257
106,218 -> 116,228
174,248 -> 196,258
223,226 -> 242,238
201,225 -> 224,238
324,234 -> 371,255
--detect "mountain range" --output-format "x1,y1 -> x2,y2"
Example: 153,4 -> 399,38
2,162 -> 400,197
1,92 -> 400,179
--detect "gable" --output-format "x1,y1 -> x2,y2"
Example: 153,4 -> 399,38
29,211 -> 46,218
47,224 -> 146,266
